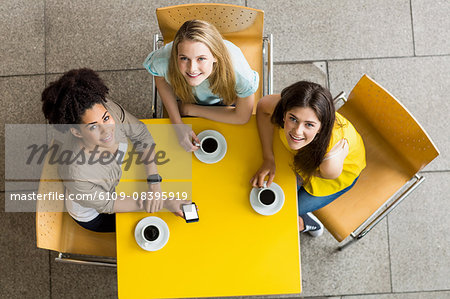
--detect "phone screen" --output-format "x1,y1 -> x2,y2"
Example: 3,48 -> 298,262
182,203 -> 199,222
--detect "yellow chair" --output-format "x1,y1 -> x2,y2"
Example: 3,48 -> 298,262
151,3 -> 272,117
36,142 -> 116,266
315,74 -> 440,249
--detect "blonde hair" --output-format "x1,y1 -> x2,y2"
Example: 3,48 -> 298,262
168,20 -> 236,105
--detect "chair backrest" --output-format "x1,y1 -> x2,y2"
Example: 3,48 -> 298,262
156,3 -> 264,101
36,142 -> 116,257
314,75 -> 439,242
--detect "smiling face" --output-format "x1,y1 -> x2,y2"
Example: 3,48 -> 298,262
71,103 -> 116,150
283,106 -> 321,151
177,40 -> 217,86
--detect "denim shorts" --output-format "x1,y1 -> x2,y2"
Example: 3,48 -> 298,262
297,176 -> 359,216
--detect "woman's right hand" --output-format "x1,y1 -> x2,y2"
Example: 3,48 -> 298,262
175,125 -> 200,152
250,158 -> 276,188
154,77 -> 200,152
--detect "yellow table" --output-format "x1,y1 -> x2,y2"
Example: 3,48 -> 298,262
116,116 -> 301,298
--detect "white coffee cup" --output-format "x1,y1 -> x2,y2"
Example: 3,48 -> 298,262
200,135 -> 219,155
141,224 -> 160,245
257,184 -> 277,206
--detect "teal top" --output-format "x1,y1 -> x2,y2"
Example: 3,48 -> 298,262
143,40 -> 259,105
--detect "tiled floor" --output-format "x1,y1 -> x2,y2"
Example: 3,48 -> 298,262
1,1 -> 449,298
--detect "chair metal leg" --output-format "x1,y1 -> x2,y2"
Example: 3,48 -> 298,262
337,235 -> 358,251
55,252 -> 117,267
333,91 -> 347,110
262,34 -> 273,96
152,33 -> 164,119
337,174 -> 425,251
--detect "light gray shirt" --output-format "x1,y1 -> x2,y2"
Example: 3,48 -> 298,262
58,100 -> 154,221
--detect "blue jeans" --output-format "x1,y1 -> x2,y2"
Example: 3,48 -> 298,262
297,176 -> 359,215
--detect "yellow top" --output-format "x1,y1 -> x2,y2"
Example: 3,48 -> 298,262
279,112 -> 366,196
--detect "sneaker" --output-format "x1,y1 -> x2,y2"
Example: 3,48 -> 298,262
300,213 -> 324,237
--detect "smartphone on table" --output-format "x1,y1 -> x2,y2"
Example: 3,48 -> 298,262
182,202 -> 199,223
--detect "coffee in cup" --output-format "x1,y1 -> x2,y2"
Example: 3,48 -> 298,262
200,136 -> 219,154
258,188 -> 276,206
142,225 -> 160,242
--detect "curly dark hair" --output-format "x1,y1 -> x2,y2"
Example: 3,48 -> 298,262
41,68 -> 109,131
271,81 -> 336,184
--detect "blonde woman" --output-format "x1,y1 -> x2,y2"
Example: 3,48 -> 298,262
144,20 -> 259,151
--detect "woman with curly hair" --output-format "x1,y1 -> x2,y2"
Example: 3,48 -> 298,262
42,68 -> 189,232
144,19 -> 259,151
250,81 -> 366,237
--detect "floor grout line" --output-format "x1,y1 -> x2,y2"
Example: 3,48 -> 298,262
0,73 -> 48,78
387,215 -> 394,293
420,170 -> 450,174
44,0 -> 52,297
0,68 -> 147,79
273,53 -> 450,65
409,0 -> 417,57
2,54 -> 450,79
44,0 -> 47,83
325,60 -> 330,90
337,289 -> 450,297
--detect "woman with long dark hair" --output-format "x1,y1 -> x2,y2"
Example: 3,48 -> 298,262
251,81 -> 366,237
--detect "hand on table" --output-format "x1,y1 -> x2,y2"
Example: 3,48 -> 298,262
250,158 -> 276,188
139,183 -> 165,213
174,124 -> 200,152
163,198 -> 192,218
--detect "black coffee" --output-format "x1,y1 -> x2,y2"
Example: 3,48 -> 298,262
259,189 -> 276,205
143,225 -> 159,241
202,137 -> 218,153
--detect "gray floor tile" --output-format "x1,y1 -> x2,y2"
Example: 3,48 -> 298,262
99,70 -> 154,120
4,189 -> 41,213
5,125 -> 46,193
388,172 -> 450,292
50,251 -> 117,299
1,75 -> 46,192
45,0 -> 244,73
0,193 -> 50,299
343,290 -> 450,298
299,219 -> 391,297
411,0 -> 450,56
0,0 -> 45,76
1,75 -> 47,125
328,56 -> 450,171
248,0 -> 413,62
273,62 -> 328,94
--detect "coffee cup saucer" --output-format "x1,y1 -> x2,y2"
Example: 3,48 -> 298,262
194,130 -> 227,164
249,181 -> 285,216
134,216 -> 170,251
